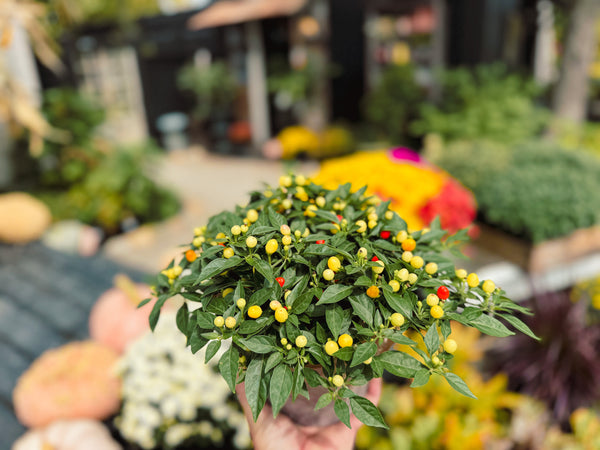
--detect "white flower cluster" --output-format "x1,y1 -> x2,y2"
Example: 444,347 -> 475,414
115,312 -> 250,449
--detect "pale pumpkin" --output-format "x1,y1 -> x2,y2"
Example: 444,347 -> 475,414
0,192 -> 51,243
88,274 -> 155,354
13,341 -> 121,428
12,419 -> 121,450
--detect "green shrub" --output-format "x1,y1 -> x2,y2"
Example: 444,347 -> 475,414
38,88 -> 106,187
40,141 -> 180,233
177,62 -> 237,122
412,64 -> 549,145
428,141 -> 600,242
362,64 -> 427,146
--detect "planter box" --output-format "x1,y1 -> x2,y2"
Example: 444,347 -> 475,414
474,223 -> 600,274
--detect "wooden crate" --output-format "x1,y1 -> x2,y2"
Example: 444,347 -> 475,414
474,223 -> 600,274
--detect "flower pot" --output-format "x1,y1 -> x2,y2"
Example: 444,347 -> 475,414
280,383 -> 368,427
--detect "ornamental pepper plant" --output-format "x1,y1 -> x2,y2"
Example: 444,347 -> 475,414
146,174 -> 537,429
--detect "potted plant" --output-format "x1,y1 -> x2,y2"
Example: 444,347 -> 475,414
146,174 -> 537,429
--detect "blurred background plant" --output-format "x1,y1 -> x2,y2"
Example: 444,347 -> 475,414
426,140 -> 600,242
34,87 -> 107,187
355,322 -> 600,450
484,286 -> 600,428
36,140 -> 180,235
312,149 -> 476,233
115,311 -> 251,450
411,64 -> 549,146
362,64 -> 426,147
177,62 -> 238,123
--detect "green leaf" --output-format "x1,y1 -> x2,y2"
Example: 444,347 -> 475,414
286,275 -> 309,307
190,330 -> 209,354
499,313 -> 540,340
290,288 -> 316,315
410,368 -> 431,388
326,305 -> 345,338
176,304 -> 189,335
377,351 -> 421,378
218,346 -> 239,392
354,276 -> 373,287
350,396 -> 388,429
443,372 -> 477,399
267,207 -> 287,228
233,281 -> 245,302
291,365 -> 306,400
304,367 -> 328,387
334,399 -> 351,428
269,364 -> 293,417
149,294 -> 169,331
424,324 -> 440,356
470,314 -> 515,337
386,331 -> 416,346
315,392 -> 333,410
249,287 -> 272,306
350,341 -> 378,368
245,357 -> 264,421
316,284 -> 354,305
333,347 -> 354,361
440,320 -> 452,340
137,297 -> 152,308
238,336 -> 277,354
196,311 -> 215,329
205,340 -> 221,363
383,290 -> 414,318
265,352 -> 283,372
238,316 -> 274,335
196,256 -> 243,282
348,295 -> 375,327
246,256 -> 274,284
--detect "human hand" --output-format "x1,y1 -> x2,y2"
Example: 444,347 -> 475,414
236,378 -> 382,450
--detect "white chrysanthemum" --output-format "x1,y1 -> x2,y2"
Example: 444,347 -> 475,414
164,423 -> 194,447
116,311 -> 249,448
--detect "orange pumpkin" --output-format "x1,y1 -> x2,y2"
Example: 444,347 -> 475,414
88,274 -> 155,354
13,341 -> 121,428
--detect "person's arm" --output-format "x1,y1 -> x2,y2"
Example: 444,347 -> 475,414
236,378 -> 382,450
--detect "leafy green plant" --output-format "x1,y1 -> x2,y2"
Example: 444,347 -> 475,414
37,87 -> 106,187
363,64 -> 427,146
428,141 -> 600,242
147,175 -> 536,429
39,141 -> 180,234
177,62 -> 237,122
412,64 -> 549,145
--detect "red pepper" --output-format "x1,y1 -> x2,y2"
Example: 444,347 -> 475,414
276,277 -> 285,287
437,285 -> 450,300
337,215 -> 343,221
380,230 -> 391,239
371,256 -> 379,262
316,239 -> 325,244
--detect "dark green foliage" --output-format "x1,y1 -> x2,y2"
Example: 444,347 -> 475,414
363,64 -> 427,146
412,64 -> 549,145
430,141 -> 600,242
